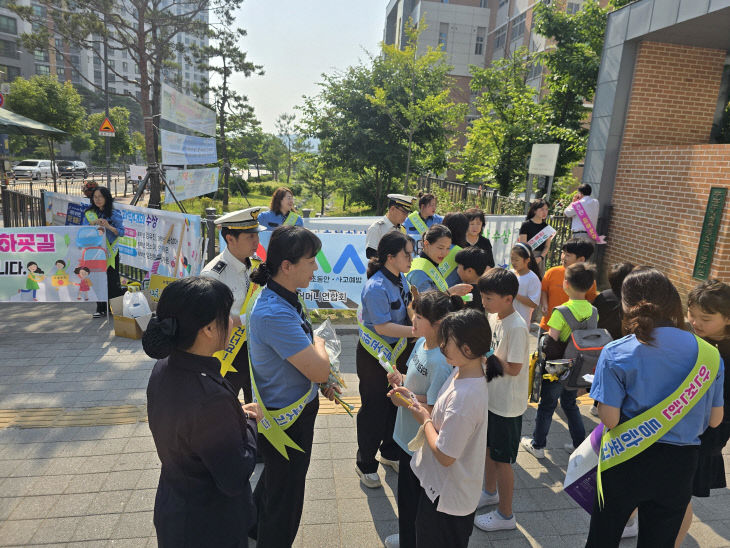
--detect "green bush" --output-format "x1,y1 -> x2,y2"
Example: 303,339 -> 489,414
229,175 -> 250,196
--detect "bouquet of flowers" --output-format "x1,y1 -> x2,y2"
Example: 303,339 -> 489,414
314,319 -> 355,416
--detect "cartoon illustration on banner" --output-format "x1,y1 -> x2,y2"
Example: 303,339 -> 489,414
165,167 -> 219,203
0,226 -> 109,303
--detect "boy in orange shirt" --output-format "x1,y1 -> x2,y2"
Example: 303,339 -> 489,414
537,239 -> 597,334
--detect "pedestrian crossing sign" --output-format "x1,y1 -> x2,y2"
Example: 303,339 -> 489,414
99,117 -> 115,137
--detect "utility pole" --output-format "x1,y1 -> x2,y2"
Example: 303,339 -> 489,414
103,12 -> 111,189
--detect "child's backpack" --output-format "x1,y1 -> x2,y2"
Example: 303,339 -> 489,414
554,305 -> 613,390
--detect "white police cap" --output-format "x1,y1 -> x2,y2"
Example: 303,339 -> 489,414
387,194 -> 416,210
214,206 -> 266,232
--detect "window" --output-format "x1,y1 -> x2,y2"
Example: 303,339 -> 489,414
35,64 -> 50,75
94,69 -> 102,81
93,56 -> 101,66
56,66 -> 65,78
498,0 -> 509,6
109,60 -> 115,69
480,0 -> 488,7
0,39 -> 18,59
122,61 -> 128,72
134,63 -> 139,74
512,12 -> 526,41
33,49 -> 48,62
0,15 -> 17,35
55,38 -> 63,51
122,50 -> 127,58
0,64 -> 20,82
32,4 -> 46,18
109,87 -> 116,94
494,27 -> 507,50
475,27 -> 486,55
567,2 -> 581,14
438,22 -> 448,50
528,61 -> 543,80
107,73 -> 115,82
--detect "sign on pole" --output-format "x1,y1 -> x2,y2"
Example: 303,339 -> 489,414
0,93 -> 4,108
99,117 -> 116,137
528,144 -> 560,176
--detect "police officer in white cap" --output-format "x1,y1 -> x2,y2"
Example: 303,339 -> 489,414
365,193 -> 416,259
201,206 -> 266,402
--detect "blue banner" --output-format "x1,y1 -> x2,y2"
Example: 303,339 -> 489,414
160,129 -> 217,166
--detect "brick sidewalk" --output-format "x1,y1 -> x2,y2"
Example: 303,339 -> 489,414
0,303 -> 728,547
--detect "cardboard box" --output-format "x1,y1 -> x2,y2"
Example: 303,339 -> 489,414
110,290 -> 156,340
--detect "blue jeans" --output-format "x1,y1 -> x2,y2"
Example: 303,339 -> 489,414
532,379 -> 586,449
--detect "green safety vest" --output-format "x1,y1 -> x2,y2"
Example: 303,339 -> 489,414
409,257 -> 448,292
85,209 -> 120,268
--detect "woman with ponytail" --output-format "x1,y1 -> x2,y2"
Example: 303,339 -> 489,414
145,276 -> 261,547
383,290 -> 465,548
245,225 -> 336,547
510,242 -> 542,326
357,231 -> 416,489
390,308 -> 503,548
587,268 -> 725,547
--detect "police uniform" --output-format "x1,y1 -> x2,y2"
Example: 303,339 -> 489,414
201,207 -> 265,402
365,193 -> 416,259
403,212 -> 444,254
147,349 -> 258,546
356,267 -> 414,475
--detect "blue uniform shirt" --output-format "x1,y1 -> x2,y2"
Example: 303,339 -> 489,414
257,209 -> 303,231
82,207 -> 124,245
393,338 -> 452,455
590,327 -> 725,446
404,214 -> 443,254
406,253 -> 442,294
360,268 -> 410,344
248,284 -> 317,408
444,266 -> 462,287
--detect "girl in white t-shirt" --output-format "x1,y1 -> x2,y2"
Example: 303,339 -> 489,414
389,309 -> 503,548
510,242 -> 542,326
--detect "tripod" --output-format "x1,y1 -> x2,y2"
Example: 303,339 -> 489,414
130,164 -> 187,214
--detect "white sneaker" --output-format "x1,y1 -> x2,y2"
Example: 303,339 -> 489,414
356,467 -> 382,488
379,456 -> 400,473
384,533 -> 400,548
520,437 -> 545,459
622,518 -> 638,538
564,442 -> 577,453
477,490 -> 500,509
474,510 -> 517,531
590,404 -> 599,417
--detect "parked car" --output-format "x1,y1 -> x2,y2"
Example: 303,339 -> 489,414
57,160 -> 88,178
12,159 -> 53,180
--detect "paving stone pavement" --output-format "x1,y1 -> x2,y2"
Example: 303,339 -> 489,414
1,303 -> 729,547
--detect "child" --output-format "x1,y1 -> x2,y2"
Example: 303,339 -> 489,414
74,266 -> 92,301
538,239 -> 597,337
522,262 -> 597,458
454,246 -> 490,311
474,268 -> 530,532
510,243 -> 542,327
19,261 -> 44,301
384,291 -> 464,548
676,279 -> 730,547
389,309 -> 503,548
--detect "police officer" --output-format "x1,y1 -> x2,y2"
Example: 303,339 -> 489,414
365,193 -> 416,259
402,192 -> 443,254
201,206 -> 266,402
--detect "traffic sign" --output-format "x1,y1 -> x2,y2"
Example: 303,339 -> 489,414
99,117 -> 115,137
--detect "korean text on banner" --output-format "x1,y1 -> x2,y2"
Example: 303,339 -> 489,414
0,226 -> 109,303
160,83 -> 216,136
42,192 -> 204,278
160,129 -> 217,166
165,167 -> 219,203
482,216 -> 522,268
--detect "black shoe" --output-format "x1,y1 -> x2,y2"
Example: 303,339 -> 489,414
92,311 -> 107,318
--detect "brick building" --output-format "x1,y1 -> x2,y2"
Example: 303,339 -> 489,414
583,0 -> 730,295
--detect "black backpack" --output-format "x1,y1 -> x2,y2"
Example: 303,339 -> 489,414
554,305 -> 613,390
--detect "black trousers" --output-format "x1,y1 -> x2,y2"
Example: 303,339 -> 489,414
226,343 -> 253,403
414,487 -> 475,548
253,397 -> 318,548
355,341 -> 412,474
586,442 -> 699,548
398,447 -> 419,548
97,254 -> 124,313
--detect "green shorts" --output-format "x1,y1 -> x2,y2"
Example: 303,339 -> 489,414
487,411 -> 522,464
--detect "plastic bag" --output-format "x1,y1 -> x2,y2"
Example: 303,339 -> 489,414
123,287 -> 151,318
313,319 -> 342,383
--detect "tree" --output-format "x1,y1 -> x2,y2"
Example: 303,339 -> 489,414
460,48 -> 548,195
275,113 -> 296,184
367,19 -> 467,193
261,133 -> 287,182
12,0 -> 236,207
6,76 -> 86,190
190,6 -> 262,206
87,107 -> 134,164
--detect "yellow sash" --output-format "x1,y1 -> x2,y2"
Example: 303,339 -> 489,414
407,211 -> 428,236
409,257 -> 448,292
357,305 -> 408,364
437,245 -> 462,280
85,210 -> 119,267
283,211 -> 300,226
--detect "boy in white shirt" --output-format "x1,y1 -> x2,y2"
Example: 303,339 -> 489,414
475,268 -> 530,532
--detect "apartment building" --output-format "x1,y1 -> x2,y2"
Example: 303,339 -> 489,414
0,0 -> 207,99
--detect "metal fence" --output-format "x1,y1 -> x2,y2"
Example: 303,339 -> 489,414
5,171 -> 129,198
1,186 -> 45,227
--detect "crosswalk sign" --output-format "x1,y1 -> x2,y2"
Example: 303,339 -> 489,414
99,117 -> 115,137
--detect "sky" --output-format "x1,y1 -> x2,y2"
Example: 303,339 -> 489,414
228,0 -> 386,133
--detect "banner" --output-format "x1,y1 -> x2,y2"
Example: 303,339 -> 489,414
129,165 -> 147,185
161,83 -> 216,136
165,167 -> 219,203
0,226 -> 108,303
160,129 -> 217,166
43,192 -> 204,278
482,216 -> 522,268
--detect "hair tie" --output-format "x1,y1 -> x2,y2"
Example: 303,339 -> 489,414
514,242 -> 531,254
158,316 -> 178,339
484,349 -> 494,359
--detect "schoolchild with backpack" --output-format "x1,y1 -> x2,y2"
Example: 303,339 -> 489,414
522,263 -> 603,458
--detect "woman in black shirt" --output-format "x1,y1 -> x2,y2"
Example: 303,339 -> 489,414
144,277 -> 261,547
464,208 -> 495,268
518,199 -> 553,273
